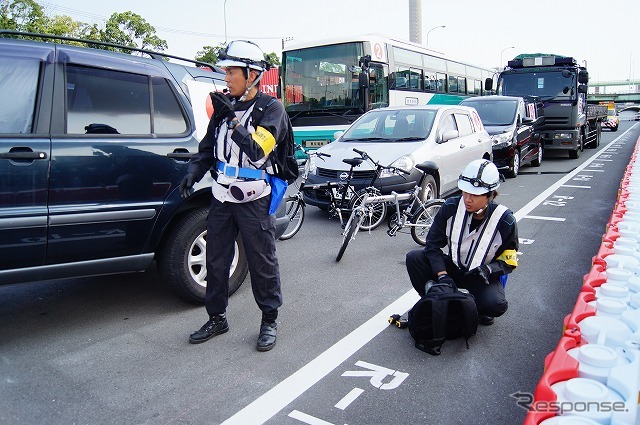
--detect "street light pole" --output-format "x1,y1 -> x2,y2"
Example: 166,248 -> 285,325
500,46 -> 515,69
224,0 -> 228,44
426,25 -> 445,47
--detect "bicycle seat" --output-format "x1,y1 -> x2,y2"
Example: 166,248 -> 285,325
342,157 -> 363,167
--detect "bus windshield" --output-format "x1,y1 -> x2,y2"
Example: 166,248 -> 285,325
499,70 -> 576,100
283,42 -> 364,113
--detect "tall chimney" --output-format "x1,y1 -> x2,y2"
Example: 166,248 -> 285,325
409,0 -> 422,44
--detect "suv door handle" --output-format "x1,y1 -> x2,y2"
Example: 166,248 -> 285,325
167,149 -> 193,161
0,150 -> 47,160
459,144 -> 465,149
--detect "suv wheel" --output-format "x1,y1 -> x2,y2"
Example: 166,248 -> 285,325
158,207 -> 249,304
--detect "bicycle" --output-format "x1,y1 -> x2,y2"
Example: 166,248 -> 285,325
336,161 -> 443,262
279,145 -> 331,240
280,146 -> 390,240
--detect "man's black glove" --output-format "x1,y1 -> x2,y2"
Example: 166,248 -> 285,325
180,173 -> 197,198
436,274 -> 456,288
210,92 -> 236,122
465,264 -> 492,284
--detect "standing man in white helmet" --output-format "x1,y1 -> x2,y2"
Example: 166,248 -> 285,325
405,159 -> 519,326
180,40 -> 293,351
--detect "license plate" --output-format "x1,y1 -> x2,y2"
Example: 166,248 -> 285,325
332,187 -> 350,199
303,139 -> 330,148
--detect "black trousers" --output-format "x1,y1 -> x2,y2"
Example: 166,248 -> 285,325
405,249 -> 508,318
205,195 -> 282,318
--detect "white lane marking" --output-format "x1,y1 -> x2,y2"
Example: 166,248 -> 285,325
523,215 -> 566,222
220,290 -> 419,425
288,410 -> 335,425
334,388 -> 364,410
561,185 -> 592,188
513,129 -> 632,222
222,128 -> 637,425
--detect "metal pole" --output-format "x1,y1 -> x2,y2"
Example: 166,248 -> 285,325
224,0 -> 228,44
425,25 -> 445,47
500,46 -> 515,69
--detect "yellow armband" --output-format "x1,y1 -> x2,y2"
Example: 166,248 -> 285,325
497,249 -> 518,268
251,126 -> 276,155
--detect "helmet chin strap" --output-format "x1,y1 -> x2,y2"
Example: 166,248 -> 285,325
238,69 -> 264,102
472,193 -> 493,216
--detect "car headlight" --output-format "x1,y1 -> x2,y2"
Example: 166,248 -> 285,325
491,132 -> 513,147
307,155 -> 318,174
380,155 -> 415,178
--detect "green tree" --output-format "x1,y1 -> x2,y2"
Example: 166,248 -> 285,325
100,11 -> 167,52
195,44 -> 225,64
0,0 -> 47,33
265,52 -> 280,67
43,14 -> 88,39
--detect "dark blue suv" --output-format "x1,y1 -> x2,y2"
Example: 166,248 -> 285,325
0,32 -> 288,303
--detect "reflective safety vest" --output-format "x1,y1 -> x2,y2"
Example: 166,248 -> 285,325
448,199 -> 508,270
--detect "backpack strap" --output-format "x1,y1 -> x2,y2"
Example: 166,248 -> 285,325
250,93 -> 277,128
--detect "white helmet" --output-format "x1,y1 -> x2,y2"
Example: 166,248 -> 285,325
458,159 -> 500,195
217,40 -> 271,72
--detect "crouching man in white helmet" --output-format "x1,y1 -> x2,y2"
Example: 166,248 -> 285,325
405,159 -> 519,326
180,40 -> 290,351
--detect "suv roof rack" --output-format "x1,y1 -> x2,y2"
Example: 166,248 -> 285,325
0,29 -> 224,73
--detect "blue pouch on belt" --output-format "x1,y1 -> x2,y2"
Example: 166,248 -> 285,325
266,174 -> 287,215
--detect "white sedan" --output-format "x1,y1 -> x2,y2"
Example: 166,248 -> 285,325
303,105 -> 492,209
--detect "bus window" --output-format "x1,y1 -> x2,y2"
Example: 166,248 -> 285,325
369,63 -> 389,109
436,73 -> 446,92
425,71 -> 438,91
458,77 -> 466,94
409,68 -> 422,90
448,75 -> 458,93
472,80 -> 482,96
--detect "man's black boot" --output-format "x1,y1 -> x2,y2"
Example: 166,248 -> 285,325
478,315 -> 495,326
256,320 -> 277,352
189,314 -> 229,344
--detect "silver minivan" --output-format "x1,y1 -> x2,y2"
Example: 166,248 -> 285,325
303,105 -> 492,209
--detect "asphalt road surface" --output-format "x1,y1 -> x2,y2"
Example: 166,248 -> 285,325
1,121 -> 639,425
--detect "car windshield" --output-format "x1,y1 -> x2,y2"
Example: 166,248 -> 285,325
464,100 -> 518,126
341,109 -> 437,141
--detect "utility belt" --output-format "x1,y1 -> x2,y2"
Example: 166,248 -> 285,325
215,161 -> 268,203
216,161 -> 266,181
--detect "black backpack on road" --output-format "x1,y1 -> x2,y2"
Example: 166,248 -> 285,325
391,282 -> 478,356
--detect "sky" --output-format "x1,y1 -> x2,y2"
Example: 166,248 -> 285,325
34,0 -> 639,84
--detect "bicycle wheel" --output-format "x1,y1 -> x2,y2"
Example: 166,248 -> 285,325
349,188 -> 386,231
279,195 -> 305,241
411,199 -> 444,246
336,210 -> 362,262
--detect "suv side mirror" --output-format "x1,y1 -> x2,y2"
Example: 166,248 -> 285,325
333,131 -> 344,141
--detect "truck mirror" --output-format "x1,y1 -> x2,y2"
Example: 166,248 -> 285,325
563,86 -> 570,94
577,84 -> 588,94
359,72 -> 369,89
484,78 -> 493,91
578,70 -> 589,84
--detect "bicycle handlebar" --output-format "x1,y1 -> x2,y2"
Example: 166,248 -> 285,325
352,147 -> 410,177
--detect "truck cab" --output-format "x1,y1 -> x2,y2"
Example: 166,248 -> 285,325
487,55 -> 594,159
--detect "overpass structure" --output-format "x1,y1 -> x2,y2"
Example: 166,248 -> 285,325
588,79 -> 640,104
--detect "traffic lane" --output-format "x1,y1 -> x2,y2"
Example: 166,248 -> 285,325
0,124 -> 635,424
0,209 -> 420,424
260,127 -> 639,425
